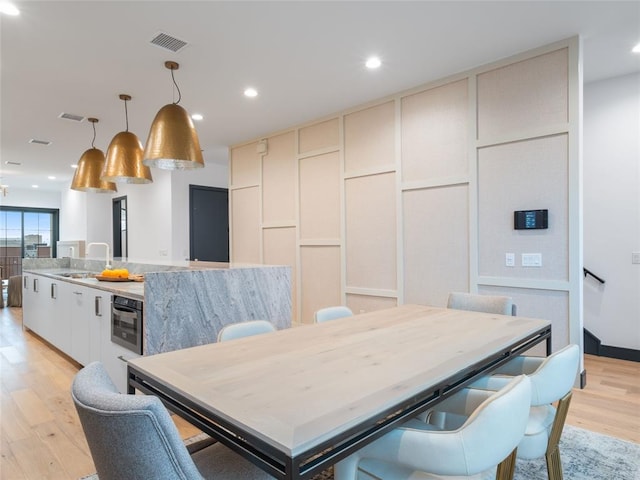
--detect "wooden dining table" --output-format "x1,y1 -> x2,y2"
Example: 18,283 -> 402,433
128,304 -> 551,479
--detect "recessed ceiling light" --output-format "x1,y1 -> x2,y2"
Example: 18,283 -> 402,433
191,113 -> 204,121
48,176 -> 56,180
632,42 -> 640,54
244,88 -> 258,98
0,2 -> 20,16
32,185 -> 39,189
365,56 -> 382,69
71,164 -> 78,169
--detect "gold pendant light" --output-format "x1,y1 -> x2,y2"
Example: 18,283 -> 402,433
143,61 -> 204,170
101,94 -> 153,184
70,118 -> 117,193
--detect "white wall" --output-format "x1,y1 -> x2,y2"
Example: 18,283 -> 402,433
60,189 -> 87,240
0,188 -> 60,209
170,162 -> 229,260
76,159 -> 228,262
583,72 -> 640,350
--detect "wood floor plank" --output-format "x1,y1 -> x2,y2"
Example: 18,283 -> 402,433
34,421 -> 94,480
0,431 -> 27,480
10,389 -> 56,427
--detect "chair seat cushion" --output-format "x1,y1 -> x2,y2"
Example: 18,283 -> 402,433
358,458 -> 497,480
191,441 -> 275,479
518,404 -> 555,459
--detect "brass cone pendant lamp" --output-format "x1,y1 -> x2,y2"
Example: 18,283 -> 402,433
143,61 -> 204,170
70,118 -> 117,193
102,94 -> 153,184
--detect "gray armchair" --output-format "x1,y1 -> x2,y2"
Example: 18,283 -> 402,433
71,361 -> 274,480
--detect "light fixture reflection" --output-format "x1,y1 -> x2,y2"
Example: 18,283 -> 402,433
101,94 -> 153,184
143,61 -> 204,170
70,118 -> 117,193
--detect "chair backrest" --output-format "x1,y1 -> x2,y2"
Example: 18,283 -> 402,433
314,306 -> 354,323
394,375 -> 531,477
528,343 -> 580,405
456,375 -> 531,475
71,362 -> 202,480
217,320 -> 276,342
447,292 -> 515,316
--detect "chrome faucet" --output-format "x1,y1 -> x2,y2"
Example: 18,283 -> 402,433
87,242 -> 111,270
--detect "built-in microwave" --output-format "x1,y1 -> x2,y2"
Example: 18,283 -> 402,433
111,295 -> 143,355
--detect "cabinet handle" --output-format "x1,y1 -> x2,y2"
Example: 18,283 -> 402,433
95,296 -> 102,317
117,355 -> 129,363
33,278 -> 39,292
24,276 -> 28,289
51,283 -> 57,299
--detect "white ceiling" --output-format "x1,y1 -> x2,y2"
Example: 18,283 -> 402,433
1,1 -> 639,193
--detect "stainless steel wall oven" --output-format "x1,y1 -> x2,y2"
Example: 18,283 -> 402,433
111,295 -> 143,354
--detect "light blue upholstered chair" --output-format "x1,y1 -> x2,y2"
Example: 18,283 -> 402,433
466,344 -> 580,480
447,292 -> 517,316
334,375 -> 532,480
314,306 -> 354,323
217,319 -> 276,342
71,362 -> 274,480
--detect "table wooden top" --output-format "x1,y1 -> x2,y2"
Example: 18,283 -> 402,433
130,304 -> 550,456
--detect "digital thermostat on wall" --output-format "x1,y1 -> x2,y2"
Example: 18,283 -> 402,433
514,209 -> 548,230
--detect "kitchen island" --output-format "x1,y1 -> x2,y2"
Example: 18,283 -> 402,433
23,258 -> 292,354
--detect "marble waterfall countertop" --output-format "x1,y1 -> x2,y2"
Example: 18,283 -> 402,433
23,258 -> 292,355
144,265 -> 292,355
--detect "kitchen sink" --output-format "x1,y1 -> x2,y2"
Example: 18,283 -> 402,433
58,271 -> 95,279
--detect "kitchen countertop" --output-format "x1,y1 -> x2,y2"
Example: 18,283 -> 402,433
23,268 -> 144,300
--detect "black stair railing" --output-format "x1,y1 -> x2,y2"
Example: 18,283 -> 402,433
583,267 -> 605,284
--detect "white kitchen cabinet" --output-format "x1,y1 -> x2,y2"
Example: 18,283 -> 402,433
22,273 -> 141,390
101,338 -> 140,393
22,274 -> 37,331
70,285 -> 112,366
44,279 -> 71,352
69,285 -> 91,365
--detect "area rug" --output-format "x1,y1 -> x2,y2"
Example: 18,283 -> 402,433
80,424 -> 639,480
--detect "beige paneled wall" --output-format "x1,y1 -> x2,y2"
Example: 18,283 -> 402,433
230,39 -> 581,344
262,132 -> 296,225
401,79 -> 469,182
477,48 -> 569,139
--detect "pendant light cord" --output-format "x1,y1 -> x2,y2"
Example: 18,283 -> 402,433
123,97 -> 129,132
91,121 -> 97,148
170,67 -> 182,105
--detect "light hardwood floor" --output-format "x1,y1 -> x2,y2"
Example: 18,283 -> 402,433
1,304 -> 638,479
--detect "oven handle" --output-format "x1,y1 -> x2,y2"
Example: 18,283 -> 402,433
112,305 -> 139,320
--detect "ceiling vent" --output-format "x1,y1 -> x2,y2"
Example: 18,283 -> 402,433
5,160 -> 22,165
58,112 -> 85,122
28,139 -> 52,146
150,32 -> 188,53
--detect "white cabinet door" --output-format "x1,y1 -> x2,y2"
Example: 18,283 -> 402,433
101,340 -> 140,393
88,289 -> 111,365
70,285 -> 91,365
43,278 -> 71,352
22,274 -> 36,330
23,274 -> 47,337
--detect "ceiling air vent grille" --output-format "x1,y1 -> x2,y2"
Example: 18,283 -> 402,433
58,112 -> 85,122
29,139 -> 52,146
150,32 -> 188,53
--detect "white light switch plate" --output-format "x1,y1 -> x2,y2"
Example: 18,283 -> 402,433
633,252 -> 640,264
522,253 -> 542,267
505,253 -> 515,267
